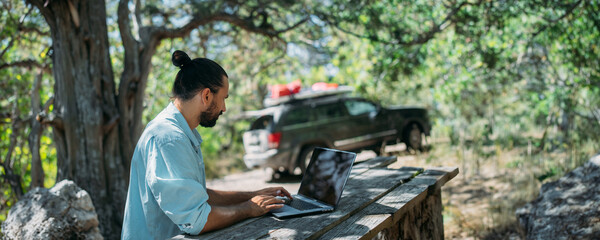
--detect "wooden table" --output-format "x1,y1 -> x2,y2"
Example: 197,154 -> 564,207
172,156 -> 458,240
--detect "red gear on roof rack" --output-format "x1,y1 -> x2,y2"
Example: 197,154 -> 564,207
270,80 -> 301,99
264,81 -> 353,107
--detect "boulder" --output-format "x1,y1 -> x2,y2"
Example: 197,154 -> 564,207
516,154 -> 600,239
2,180 -> 103,240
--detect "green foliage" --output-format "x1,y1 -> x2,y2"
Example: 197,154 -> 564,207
40,134 -> 57,188
536,166 -> 561,182
0,0 -> 55,225
352,0 -> 600,151
1,0 -> 599,231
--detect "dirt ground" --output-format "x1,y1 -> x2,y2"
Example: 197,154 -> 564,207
208,142 -> 539,239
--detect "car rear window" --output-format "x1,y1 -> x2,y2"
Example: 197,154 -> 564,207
281,107 -> 310,126
250,115 -> 274,130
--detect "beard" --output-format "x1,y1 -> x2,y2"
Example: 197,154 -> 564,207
199,101 -> 222,128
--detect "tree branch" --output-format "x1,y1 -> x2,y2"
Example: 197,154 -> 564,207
1,96 -> 25,199
318,1 -> 477,46
0,37 -> 16,60
134,0 -> 142,39
38,113 -> 64,131
533,0 -> 583,38
149,12 -> 308,42
35,97 -> 64,131
0,59 -> 49,71
28,68 -> 45,189
117,0 -> 139,60
0,5 -> 36,59
17,26 -> 50,36
592,108 -> 600,130
274,17 -> 310,35
542,0 -> 583,23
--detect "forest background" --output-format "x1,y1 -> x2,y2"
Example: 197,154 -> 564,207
1,0 -> 599,239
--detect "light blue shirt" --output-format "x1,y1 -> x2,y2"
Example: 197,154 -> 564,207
122,102 -> 211,240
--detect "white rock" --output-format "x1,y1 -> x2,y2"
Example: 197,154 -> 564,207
1,180 -> 103,240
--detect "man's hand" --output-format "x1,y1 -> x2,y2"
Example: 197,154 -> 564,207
254,187 -> 293,199
200,187 -> 293,233
244,195 -> 286,217
243,187 -> 293,217
207,187 -> 291,206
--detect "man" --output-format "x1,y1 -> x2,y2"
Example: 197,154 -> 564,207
122,50 -> 291,239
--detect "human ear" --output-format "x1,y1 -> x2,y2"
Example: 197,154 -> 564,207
200,88 -> 213,105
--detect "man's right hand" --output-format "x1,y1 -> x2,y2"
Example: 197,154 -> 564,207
244,195 -> 285,217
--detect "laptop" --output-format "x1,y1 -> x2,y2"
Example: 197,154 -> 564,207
270,147 -> 357,218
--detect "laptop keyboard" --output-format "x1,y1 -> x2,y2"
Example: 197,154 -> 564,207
289,199 -> 320,210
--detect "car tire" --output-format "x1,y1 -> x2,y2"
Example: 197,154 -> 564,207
404,123 -> 423,152
372,141 -> 386,156
298,145 -> 316,176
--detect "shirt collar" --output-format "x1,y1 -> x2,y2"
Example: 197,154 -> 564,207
167,102 -> 203,147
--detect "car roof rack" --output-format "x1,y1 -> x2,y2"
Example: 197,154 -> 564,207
263,85 -> 354,107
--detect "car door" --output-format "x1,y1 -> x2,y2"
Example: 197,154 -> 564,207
336,99 -> 392,150
311,101 -> 353,147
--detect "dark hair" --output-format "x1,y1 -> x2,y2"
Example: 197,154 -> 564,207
171,50 -> 228,101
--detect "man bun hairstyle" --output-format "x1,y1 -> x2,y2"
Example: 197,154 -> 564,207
171,50 -> 228,101
171,50 -> 192,68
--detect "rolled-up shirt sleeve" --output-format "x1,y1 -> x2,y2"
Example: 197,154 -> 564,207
145,137 -> 211,235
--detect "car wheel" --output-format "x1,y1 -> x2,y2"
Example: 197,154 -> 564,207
405,124 -> 422,151
372,141 -> 386,156
298,146 -> 316,176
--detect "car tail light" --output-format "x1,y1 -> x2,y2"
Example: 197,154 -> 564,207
268,132 -> 281,149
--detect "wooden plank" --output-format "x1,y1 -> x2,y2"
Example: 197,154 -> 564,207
350,156 -> 397,177
318,185 -> 428,240
180,168 -> 420,240
353,156 -> 398,169
318,167 -> 458,240
414,167 -> 459,190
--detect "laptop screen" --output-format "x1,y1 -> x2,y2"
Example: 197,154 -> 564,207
297,148 -> 356,206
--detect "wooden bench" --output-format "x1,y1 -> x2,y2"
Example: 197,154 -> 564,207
172,156 -> 458,240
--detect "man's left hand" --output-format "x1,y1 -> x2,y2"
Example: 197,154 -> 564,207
254,187 -> 292,199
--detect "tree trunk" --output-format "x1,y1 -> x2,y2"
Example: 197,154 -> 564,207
28,68 -> 45,189
3,94 -> 24,199
29,1 -> 128,238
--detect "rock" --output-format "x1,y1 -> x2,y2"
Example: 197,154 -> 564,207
516,155 -> 600,239
2,180 -> 103,240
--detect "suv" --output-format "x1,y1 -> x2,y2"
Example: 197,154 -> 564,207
242,88 -> 431,175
